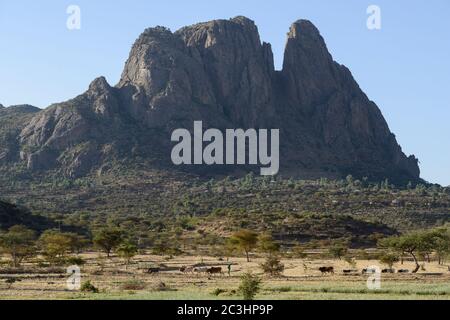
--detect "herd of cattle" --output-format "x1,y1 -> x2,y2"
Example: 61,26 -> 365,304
319,267 -> 415,275
180,266 -> 224,275
147,266 -> 224,275
146,265 -> 420,276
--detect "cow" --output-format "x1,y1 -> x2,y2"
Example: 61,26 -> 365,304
147,267 -> 160,274
362,268 -> 377,274
398,269 -> 410,273
194,267 -> 209,274
207,267 -> 223,276
382,269 -> 395,274
180,266 -> 194,274
343,269 -> 358,275
319,267 -> 334,274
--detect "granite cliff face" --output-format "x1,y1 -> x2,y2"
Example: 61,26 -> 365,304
0,17 -> 420,183
0,105 -> 40,163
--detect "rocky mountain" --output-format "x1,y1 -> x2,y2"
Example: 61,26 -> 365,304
0,17 -> 420,183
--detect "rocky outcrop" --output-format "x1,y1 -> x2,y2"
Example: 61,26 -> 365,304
0,105 -> 40,163
1,17 -> 420,183
275,20 -> 420,180
16,77 -> 121,175
116,17 -> 276,130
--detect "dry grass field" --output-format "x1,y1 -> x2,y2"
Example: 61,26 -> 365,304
1,253 -> 449,300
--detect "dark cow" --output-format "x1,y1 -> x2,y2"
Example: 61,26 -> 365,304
319,267 -> 334,274
180,266 -> 194,274
343,269 -> 358,275
147,267 -> 160,274
382,269 -> 395,274
207,267 -> 223,275
397,269 -> 410,273
362,268 -> 377,274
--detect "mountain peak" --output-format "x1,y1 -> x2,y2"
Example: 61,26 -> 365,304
0,104 -> 40,114
288,19 -> 321,39
230,15 -> 255,24
88,76 -> 111,94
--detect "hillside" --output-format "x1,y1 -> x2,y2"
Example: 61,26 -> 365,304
0,199 -> 55,232
0,171 -> 448,247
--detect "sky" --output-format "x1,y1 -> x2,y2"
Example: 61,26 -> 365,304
0,0 -> 449,185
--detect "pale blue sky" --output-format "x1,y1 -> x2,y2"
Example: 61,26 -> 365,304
0,0 -> 449,185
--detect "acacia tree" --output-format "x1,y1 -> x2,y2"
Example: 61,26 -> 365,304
223,238 -> 239,261
258,233 -> 280,256
428,228 -> 450,265
381,227 -> 450,272
65,233 -> 89,254
328,243 -> 348,260
379,252 -> 400,269
0,225 -> 36,267
379,233 -> 423,273
117,241 -> 138,268
38,230 -> 73,264
93,227 -> 123,257
230,230 -> 258,262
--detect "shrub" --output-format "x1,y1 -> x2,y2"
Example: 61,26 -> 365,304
80,280 -> 99,293
238,273 -> 261,300
121,279 -> 146,291
275,286 -> 292,292
66,257 -> 86,266
260,256 -> 285,276
153,281 -> 177,292
212,288 -> 227,296
379,252 -> 399,269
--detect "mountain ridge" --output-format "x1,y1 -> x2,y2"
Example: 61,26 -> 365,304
0,17 -> 420,184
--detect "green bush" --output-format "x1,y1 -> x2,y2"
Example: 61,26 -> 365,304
80,280 -> 99,293
238,273 -> 261,300
66,257 -> 86,266
211,288 -> 227,296
120,279 -> 146,291
260,256 -> 285,276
